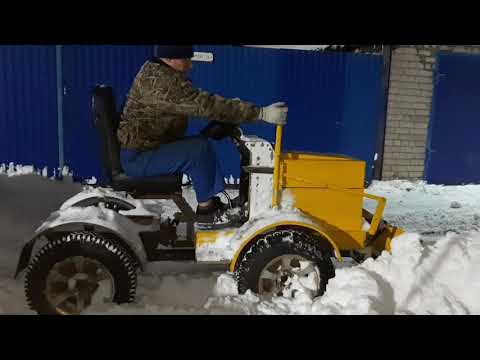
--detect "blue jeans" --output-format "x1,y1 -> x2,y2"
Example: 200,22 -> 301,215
120,136 -> 225,203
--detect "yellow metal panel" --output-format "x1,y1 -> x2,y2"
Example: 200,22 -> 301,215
327,230 -> 366,250
280,155 -> 366,189
363,193 -> 387,236
276,151 -> 367,249
196,230 -> 236,248
285,188 -> 364,232
283,152 -> 358,161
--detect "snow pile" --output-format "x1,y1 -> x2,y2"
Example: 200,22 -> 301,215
85,177 -> 97,185
318,231 -> 480,315
62,166 -> 73,177
0,163 -> 36,177
0,163 -> 75,180
224,175 -> 240,185
205,231 -> 480,315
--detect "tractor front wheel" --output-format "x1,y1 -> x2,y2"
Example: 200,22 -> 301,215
236,230 -> 335,299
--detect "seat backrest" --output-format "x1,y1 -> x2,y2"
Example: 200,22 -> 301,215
91,85 -> 123,183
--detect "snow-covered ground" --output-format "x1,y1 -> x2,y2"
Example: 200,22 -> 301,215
366,180 -> 480,236
1,173 -> 480,315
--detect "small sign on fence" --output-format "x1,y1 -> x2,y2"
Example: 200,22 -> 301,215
192,52 -> 214,63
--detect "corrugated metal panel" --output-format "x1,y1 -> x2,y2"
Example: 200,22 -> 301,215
0,46 -> 58,173
426,53 -> 480,185
189,45 -> 385,182
62,45 -> 154,182
336,53 -> 387,173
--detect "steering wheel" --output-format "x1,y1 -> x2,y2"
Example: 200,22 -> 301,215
200,121 -> 242,141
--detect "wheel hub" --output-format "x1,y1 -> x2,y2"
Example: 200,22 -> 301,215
45,256 -> 115,315
258,255 -> 321,299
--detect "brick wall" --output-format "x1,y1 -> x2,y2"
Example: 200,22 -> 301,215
382,45 -> 480,181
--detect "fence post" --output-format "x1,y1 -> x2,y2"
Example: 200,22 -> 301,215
56,45 -> 64,179
373,45 -> 393,182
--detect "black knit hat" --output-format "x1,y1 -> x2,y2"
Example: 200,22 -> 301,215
155,45 -> 194,59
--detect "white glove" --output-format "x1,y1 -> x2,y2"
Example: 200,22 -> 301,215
260,102 -> 288,125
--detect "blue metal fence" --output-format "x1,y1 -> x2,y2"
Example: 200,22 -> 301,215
0,46 -> 59,174
0,45 -> 385,183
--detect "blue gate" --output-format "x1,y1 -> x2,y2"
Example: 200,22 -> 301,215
189,46 -> 385,182
0,46 -> 58,173
426,53 -> 480,185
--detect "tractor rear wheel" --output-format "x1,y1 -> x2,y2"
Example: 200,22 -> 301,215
25,231 -> 137,315
236,230 -> 335,299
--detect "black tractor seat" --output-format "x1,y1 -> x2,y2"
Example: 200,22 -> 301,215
111,173 -> 182,195
92,85 -> 182,196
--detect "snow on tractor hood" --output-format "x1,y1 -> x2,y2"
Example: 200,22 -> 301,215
59,186 -> 133,211
59,186 -> 180,220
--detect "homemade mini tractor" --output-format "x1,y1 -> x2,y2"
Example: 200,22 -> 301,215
15,86 -> 404,315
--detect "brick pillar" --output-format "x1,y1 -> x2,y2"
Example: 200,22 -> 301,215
382,46 -> 435,180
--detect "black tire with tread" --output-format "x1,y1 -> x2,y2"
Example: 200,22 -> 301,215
25,231 -> 138,315
236,230 -> 336,297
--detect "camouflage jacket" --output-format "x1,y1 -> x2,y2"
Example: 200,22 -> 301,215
117,59 -> 261,152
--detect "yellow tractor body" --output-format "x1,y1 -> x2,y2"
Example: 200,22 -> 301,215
196,126 -> 404,270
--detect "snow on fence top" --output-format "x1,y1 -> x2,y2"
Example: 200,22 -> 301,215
245,45 -> 335,51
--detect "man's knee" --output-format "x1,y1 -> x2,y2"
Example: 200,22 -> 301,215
185,137 -> 213,158
186,136 -> 210,149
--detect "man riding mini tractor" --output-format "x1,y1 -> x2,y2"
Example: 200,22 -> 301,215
15,86 -> 404,315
